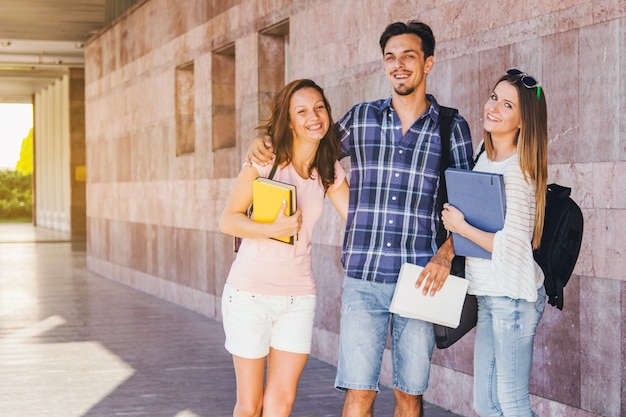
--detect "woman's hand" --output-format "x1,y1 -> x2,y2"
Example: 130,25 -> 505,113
441,203 -> 466,234
267,201 -> 302,238
441,203 -> 495,254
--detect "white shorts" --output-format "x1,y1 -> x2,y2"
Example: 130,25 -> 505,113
221,284 -> 316,359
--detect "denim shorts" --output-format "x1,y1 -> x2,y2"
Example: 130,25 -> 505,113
335,277 -> 435,395
221,284 -> 316,359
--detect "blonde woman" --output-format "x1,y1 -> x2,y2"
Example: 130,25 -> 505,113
442,69 -> 548,417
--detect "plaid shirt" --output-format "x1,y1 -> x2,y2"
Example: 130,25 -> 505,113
338,95 -> 473,283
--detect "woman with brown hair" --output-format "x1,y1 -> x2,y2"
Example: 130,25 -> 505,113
219,78 -> 348,417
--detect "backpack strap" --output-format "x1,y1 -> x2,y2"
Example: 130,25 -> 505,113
474,141 -> 486,164
438,106 -> 458,177
268,159 -> 279,180
436,106 -> 458,247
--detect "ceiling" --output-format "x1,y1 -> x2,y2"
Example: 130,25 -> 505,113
0,0 -> 107,103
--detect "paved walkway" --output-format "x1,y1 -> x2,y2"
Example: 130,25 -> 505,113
0,223 -> 462,417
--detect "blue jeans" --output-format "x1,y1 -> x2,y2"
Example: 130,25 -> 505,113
473,286 -> 546,417
335,277 -> 435,395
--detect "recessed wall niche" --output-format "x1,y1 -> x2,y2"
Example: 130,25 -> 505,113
175,61 -> 195,156
212,44 -> 236,151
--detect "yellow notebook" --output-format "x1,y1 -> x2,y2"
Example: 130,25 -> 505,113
252,178 -> 297,244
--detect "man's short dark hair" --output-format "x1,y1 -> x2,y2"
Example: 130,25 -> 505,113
379,21 -> 435,58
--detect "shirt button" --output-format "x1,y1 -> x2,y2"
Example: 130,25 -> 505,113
386,242 -> 392,247
391,196 -> 397,201
388,219 -> 394,224
394,173 -> 400,178
399,150 -> 404,154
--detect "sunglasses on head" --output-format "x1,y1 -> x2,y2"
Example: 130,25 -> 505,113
506,68 -> 542,99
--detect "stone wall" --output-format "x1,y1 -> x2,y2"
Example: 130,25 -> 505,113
84,1 -> 626,416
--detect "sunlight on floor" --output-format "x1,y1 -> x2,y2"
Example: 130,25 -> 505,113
0,315 -> 135,417
175,410 -> 201,417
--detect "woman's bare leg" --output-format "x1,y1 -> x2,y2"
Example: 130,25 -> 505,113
262,347 -> 308,417
232,355 -> 266,417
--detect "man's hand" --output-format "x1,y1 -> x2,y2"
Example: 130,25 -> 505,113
247,134 -> 275,166
415,236 -> 455,296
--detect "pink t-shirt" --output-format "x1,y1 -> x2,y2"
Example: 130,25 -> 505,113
225,160 -> 346,296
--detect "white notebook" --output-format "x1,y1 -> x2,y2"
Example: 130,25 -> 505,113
390,262 -> 469,328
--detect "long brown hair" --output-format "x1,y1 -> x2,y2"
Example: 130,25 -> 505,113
484,73 -> 548,249
259,79 -> 340,191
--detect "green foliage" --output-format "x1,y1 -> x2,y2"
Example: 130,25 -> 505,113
0,170 -> 32,219
16,128 -> 33,175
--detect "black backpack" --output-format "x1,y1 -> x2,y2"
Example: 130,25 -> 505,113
533,184 -> 584,310
474,143 -> 584,310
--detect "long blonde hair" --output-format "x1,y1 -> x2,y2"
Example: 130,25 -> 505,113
484,73 -> 548,249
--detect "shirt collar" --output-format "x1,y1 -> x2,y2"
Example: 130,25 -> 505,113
382,94 -> 441,124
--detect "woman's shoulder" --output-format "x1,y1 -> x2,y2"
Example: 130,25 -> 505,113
250,160 -> 289,179
503,156 -> 524,177
503,159 -> 535,196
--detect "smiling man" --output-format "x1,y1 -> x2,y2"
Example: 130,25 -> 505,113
332,21 -> 473,417
246,21 -> 474,417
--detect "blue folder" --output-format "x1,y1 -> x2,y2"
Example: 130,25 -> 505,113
444,168 -> 506,259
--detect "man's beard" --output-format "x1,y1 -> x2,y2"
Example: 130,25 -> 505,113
394,84 -> 416,96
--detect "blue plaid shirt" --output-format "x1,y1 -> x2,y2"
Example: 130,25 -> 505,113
338,95 -> 473,283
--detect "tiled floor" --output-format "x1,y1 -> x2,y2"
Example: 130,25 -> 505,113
0,223 -> 462,417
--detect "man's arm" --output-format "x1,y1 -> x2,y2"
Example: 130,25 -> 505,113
414,113 -> 473,295
415,235 -> 455,296
246,134 -> 275,166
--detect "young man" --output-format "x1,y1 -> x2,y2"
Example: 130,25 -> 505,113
249,21 -> 473,417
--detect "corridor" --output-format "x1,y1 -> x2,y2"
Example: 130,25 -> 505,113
0,223 -> 460,417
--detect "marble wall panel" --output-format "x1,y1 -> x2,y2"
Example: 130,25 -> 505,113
428,52 -> 481,148
119,9 -> 145,68
423,0 -> 487,41
589,207 -> 610,280
129,221 -> 148,273
622,16 -> 626,163
177,227 -> 208,291
87,216 -> 109,261
108,219 -> 131,269
310,244 -> 343,334
431,329 -> 475,376
599,160 -> 626,210
622,279 -> 626,417
578,20 -> 620,163
156,225 -> 176,282
144,223 -> 159,277
116,135 -> 131,183
606,208 -> 626,281
593,0 -> 626,22
424,365 -> 474,416
543,29 -> 579,164
532,285 -> 582,406
580,276 -> 621,416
